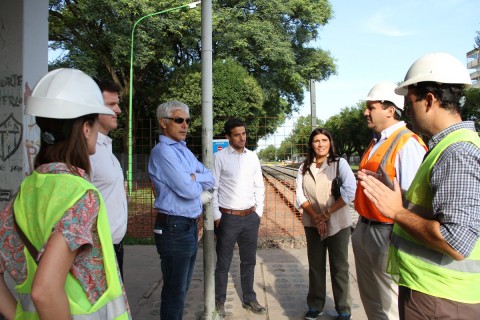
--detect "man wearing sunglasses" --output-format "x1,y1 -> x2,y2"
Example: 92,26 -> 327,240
148,100 -> 215,320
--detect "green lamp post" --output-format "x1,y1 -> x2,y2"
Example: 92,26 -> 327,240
127,1 -> 201,193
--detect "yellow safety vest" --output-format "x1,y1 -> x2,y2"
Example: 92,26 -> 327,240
13,171 -> 129,319
388,128 -> 480,303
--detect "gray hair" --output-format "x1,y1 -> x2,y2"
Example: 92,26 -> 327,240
156,100 -> 190,120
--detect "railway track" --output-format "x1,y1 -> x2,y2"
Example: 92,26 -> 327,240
262,164 -> 359,229
262,165 -> 302,220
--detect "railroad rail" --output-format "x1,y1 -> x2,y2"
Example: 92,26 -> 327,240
262,165 -> 302,221
261,164 -> 359,231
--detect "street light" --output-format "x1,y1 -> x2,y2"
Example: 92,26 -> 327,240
127,1 -> 201,192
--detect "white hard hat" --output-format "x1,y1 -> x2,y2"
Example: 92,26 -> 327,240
26,68 -> 115,119
395,52 -> 472,96
365,81 -> 404,111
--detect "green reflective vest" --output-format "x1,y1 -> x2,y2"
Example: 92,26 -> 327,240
388,128 -> 480,303
13,171 -> 129,319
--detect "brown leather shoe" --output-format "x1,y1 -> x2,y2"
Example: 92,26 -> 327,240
242,301 -> 267,315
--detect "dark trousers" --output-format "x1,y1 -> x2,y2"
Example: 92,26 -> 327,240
154,215 -> 198,320
399,286 -> 480,320
114,239 -> 124,280
304,226 -> 351,314
215,212 -> 260,304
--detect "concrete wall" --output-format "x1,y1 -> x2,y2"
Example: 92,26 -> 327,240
0,0 -> 47,205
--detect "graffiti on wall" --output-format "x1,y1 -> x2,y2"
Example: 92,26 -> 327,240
0,74 -> 23,107
0,113 -> 23,161
0,73 -> 32,204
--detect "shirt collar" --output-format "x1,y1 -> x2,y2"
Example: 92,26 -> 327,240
97,132 -> 112,145
374,121 -> 406,143
226,145 -> 247,154
428,121 -> 476,150
160,135 -> 187,147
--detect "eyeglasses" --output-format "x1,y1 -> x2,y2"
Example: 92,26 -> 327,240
164,117 -> 191,125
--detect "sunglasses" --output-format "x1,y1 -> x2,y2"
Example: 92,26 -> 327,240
164,117 -> 191,125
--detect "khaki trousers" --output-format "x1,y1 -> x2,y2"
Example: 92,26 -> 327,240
352,220 -> 399,320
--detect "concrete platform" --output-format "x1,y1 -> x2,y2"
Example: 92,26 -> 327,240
124,242 -> 367,320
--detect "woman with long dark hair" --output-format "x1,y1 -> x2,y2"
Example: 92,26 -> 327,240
0,69 -> 131,319
296,128 -> 356,320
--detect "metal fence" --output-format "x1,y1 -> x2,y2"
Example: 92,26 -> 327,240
116,116 -> 356,242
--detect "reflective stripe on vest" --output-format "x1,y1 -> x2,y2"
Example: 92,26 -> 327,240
391,127 -> 480,303
355,127 -> 425,222
18,294 -> 127,320
380,129 -> 411,167
391,232 -> 480,273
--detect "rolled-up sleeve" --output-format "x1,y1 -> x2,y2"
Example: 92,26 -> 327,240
295,165 -> 308,209
339,158 -> 357,204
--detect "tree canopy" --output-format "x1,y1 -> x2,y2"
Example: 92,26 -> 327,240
463,87 -> 480,131
324,103 -> 371,160
49,0 -> 336,151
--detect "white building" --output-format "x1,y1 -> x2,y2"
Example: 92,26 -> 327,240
467,48 -> 480,88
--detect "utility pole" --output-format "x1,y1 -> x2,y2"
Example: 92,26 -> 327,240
200,0 -> 216,319
310,79 -> 317,131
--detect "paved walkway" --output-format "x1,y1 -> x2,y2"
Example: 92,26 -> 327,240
124,242 -> 367,320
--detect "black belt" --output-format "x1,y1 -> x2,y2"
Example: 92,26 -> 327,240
155,211 -> 199,225
360,216 -> 393,226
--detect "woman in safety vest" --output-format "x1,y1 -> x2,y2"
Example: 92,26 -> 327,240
0,68 -> 131,319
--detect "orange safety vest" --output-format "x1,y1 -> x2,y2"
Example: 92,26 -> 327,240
354,126 -> 426,223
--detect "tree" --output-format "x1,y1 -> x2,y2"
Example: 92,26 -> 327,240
160,58 -> 265,153
274,115 -> 324,161
258,145 -> 277,161
463,87 -> 480,132
324,103 -> 371,161
48,0 -> 336,152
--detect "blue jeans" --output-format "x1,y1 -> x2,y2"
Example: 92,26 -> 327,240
154,214 -> 198,320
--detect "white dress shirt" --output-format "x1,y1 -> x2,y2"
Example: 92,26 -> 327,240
368,121 -> 426,189
212,145 -> 265,220
90,132 -> 128,244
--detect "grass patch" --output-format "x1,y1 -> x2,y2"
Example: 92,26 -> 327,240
124,236 -> 155,245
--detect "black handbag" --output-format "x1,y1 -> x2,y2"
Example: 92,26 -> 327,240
331,160 -> 342,200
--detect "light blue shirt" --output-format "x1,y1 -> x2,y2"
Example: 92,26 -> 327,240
148,135 -> 215,218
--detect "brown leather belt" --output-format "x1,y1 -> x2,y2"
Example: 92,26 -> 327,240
219,206 -> 255,217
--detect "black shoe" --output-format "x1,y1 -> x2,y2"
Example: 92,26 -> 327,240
305,308 -> 322,320
336,313 -> 351,320
242,301 -> 267,315
215,300 -> 226,318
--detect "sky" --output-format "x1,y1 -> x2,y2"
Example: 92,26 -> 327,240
48,1 -> 479,150
258,0 -> 480,149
